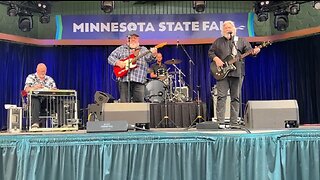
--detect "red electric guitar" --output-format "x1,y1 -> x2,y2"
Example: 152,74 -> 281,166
113,42 -> 167,78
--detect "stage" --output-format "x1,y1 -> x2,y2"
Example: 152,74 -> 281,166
1,126 -> 320,180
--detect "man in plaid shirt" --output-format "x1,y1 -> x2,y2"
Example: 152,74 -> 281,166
108,32 -> 157,102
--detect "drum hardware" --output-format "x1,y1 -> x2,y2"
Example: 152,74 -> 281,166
171,64 -> 187,102
188,85 -> 205,128
155,85 -> 177,128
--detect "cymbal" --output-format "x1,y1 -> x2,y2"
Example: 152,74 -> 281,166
164,59 -> 181,65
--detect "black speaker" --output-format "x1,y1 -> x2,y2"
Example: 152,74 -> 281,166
94,91 -> 114,105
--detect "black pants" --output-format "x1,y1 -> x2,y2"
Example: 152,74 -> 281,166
118,81 -> 145,102
31,97 -> 58,126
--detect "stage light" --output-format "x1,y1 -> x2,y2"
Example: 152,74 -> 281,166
288,3 -> 300,15
7,4 -> 18,16
18,15 -> 33,32
314,1 -> 320,9
101,1 -> 114,13
193,1 -> 206,12
257,11 -> 268,22
39,14 -> 50,23
274,10 -> 289,31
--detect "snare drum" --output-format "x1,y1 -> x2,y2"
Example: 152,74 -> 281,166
156,68 -> 167,81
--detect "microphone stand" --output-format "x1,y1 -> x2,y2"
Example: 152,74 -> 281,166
188,85 -> 205,128
127,36 -> 132,102
177,41 -> 195,101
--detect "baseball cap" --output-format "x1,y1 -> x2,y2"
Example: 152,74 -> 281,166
127,31 -> 140,37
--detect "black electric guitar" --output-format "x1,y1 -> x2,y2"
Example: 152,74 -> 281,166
210,41 -> 271,81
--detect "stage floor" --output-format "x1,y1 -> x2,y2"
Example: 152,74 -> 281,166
2,124 -> 320,135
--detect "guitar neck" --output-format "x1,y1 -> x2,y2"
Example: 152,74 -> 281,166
131,49 -> 151,64
229,44 -> 263,64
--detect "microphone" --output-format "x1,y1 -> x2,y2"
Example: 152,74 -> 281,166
176,39 -> 179,48
228,32 -> 233,40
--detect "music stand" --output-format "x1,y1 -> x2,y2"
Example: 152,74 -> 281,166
188,85 -> 205,128
156,86 -> 177,128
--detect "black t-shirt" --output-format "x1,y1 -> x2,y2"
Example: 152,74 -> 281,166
150,63 -> 167,79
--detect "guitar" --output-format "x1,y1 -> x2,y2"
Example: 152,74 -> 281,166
113,42 -> 167,78
210,41 -> 271,81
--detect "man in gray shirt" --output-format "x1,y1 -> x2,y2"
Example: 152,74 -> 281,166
208,21 -> 260,128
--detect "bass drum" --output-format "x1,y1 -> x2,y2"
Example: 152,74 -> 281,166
145,80 -> 166,103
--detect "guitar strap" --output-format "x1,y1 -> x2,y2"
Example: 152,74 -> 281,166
231,36 -> 238,57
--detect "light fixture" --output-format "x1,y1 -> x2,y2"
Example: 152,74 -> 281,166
288,3 -> 300,15
39,14 -> 50,24
101,1 -> 114,13
7,4 -> 18,16
193,1 -> 206,12
274,10 -> 289,31
257,12 -> 268,22
314,1 -> 320,9
18,15 -> 33,32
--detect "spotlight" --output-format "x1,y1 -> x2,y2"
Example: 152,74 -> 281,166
18,15 -> 33,32
314,1 -> 320,9
288,3 -> 300,15
39,14 -> 50,23
274,11 -> 289,31
193,1 -> 206,12
101,1 -> 114,13
7,4 -> 18,16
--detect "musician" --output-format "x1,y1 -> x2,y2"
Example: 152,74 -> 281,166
108,32 -> 158,102
24,63 -> 57,128
208,20 -> 260,128
150,52 -> 168,81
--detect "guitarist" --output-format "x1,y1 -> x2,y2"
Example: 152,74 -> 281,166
108,32 -> 158,102
208,20 -> 260,128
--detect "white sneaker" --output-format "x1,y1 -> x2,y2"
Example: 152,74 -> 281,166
31,123 -> 39,128
218,124 -> 226,129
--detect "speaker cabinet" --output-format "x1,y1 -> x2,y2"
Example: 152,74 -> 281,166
212,86 -> 230,120
102,103 -> 150,128
244,100 -> 299,129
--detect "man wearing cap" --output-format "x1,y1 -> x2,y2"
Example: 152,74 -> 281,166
108,31 -> 158,102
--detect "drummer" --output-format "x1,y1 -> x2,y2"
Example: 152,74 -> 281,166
149,52 -> 168,81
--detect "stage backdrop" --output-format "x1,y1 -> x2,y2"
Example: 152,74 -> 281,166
1,34 -> 320,130
55,13 -> 255,40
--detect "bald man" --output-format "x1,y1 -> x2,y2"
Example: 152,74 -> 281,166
24,63 -> 57,128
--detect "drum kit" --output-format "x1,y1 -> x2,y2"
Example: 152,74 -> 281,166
145,58 -> 189,103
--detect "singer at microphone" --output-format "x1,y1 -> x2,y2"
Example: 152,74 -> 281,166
176,40 -> 179,48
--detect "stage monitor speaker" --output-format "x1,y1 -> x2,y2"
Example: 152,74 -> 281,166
94,91 -> 114,105
88,103 -> 103,121
244,100 -> 299,129
102,103 -> 150,129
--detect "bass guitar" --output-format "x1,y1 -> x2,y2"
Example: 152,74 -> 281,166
114,42 -> 167,78
210,41 -> 271,81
